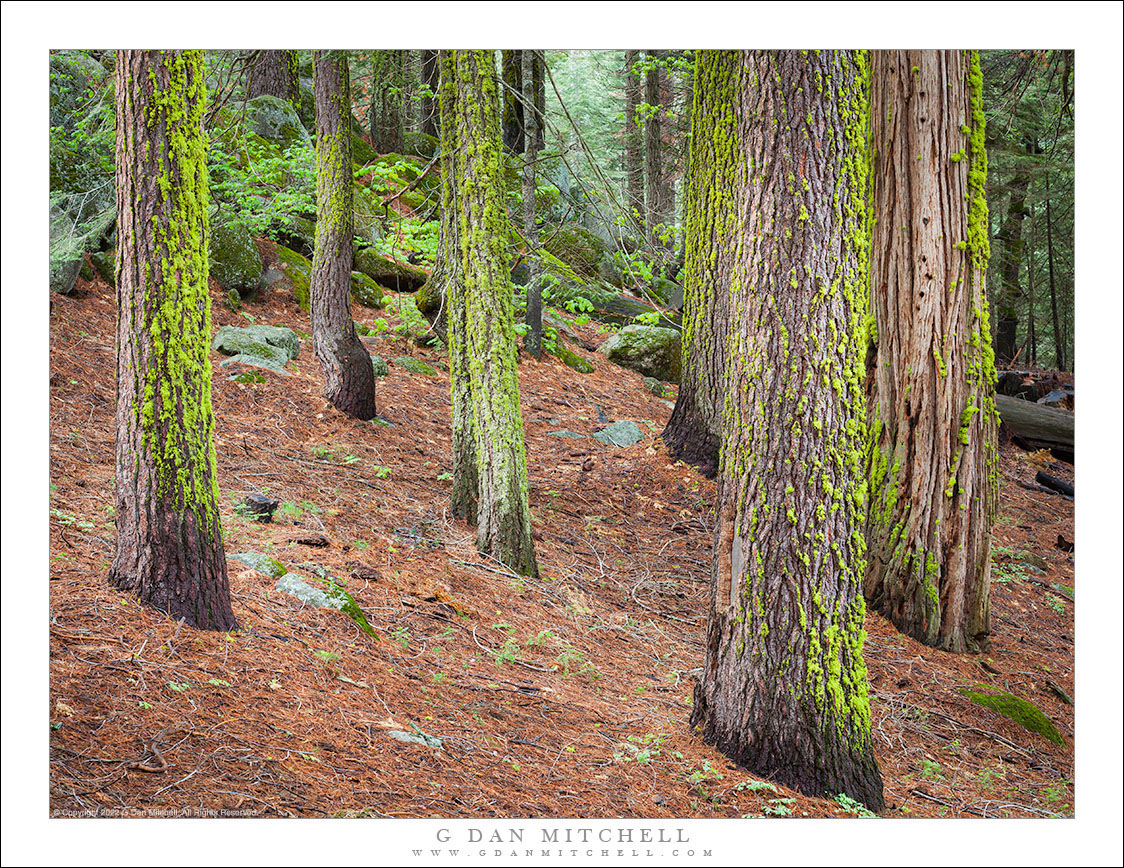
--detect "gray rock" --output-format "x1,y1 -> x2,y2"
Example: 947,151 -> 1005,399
213,324 -> 300,362
592,420 -> 645,447
276,573 -> 344,609
49,257 -> 82,296
547,430 -> 587,439
387,727 -> 443,749
209,214 -> 264,295
245,94 -> 312,149
371,355 -> 390,377
230,551 -> 287,579
598,324 -> 682,382
351,271 -> 386,308
642,377 -> 666,397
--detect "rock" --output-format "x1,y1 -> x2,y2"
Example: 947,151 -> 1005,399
244,94 -> 312,149
547,430 -> 586,439
592,420 -> 645,448
543,222 -> 609,281
1021,551 -> 1049,571
371,355 -> 390,377
649,275 -> 681,307
551,344 -> 594,374
353,186 -> 387,246
230,551 -> 287,579
209,214 -> 264,295
350,271 -> 387,308
354,247 -> 428,293
386,727 -> 443,749
274,573 -> 376,636
597,253 -> 625,288
598,324 -> 682,382
352,132 -> 378,167
402,130 -> 440,160
213,324 -> 300,362
273,214 -> 316,258
275,245 -> 312,308
392,356 -> 437,376
642,377 -> 666,397
50,257 -> 82,296
89,250 -> 115,286
243,493 -> 279,522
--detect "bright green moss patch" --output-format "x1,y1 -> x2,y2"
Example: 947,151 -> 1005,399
958,687 -> 1065,746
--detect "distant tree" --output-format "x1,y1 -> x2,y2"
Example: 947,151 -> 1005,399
439,49 -> 539,577
623,49 -> 645,229
502,50 -> 525,154
522,49 -> 544,359
690,50 -> 884,811
247,49 -> 299,110
369,50 -> 406,153
643,50 -> 666,244
109,50 -> 236,631
418,49 -> 439,139
659,51 -> 738,476
864,50 -> 998,653
310,50 -> 377,420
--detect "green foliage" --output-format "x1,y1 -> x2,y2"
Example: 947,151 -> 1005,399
207,138 -> 316,239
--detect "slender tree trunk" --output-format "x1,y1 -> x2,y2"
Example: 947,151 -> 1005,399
691,50 -> 883,811
419,49 -> 439,139
623,49 -> 645,231
1026,204 -> 1037,366
994,140 -> 1033,363
1046,176 -> 1065,371
311,51 -> 377,420
442,50 -> 538,577
644,50 -> 664,244
660,51 -> 740,477
865,50 -> 997,653
502,50 -> 525,154
110,50 -> 236,631
247,49 -> 299,110
522,50 -> 543,359
369,50 -> 404,153
532,51 -> 546,153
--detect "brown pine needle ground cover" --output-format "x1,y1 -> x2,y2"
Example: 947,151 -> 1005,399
47,262 -> 1075,821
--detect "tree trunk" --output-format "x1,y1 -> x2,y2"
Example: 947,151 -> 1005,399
419,49 -> 439,139
311,51 -> 377,420
1026,205 -> 1037,366
660,51 -> 741,477
1046,177 -> 1065,371
532,50 -> 546,153
369,50 -> 404,154
442,50 -> 538,577
994,140 -> 1032,363
522,49 -> 543,359
865,50 -> 997,653
501,50 -> 525,154
691,50 -> 884,811
644,50 -> 664,244
247,49 -> 299,110
110,50 -> 236,631
623,50 -> 645,231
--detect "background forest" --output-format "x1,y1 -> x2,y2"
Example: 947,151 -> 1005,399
5,10 -> 1122,866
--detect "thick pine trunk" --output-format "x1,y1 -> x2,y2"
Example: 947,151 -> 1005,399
691,50 -> 883,811
623,50 -> 645,231
660,51 -> 741,477
865,50 -> 997,653
522,50 -> 543,359
110,50 -> 236,631
443,50 -> 538,577
311,51 -> 377,421
247,50 -> 299,110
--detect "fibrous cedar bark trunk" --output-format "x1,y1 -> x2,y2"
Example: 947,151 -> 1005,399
690,50 -> 884,811
865,50 -> 998,653
501,50 -> 525,154
247,50 -> 299,110
659,51 -> 739,477
522,49 -> 543,359
623,49 -> 646,230
311,51 -> 377,420
442,50 -> 538,577
110,50 -> 236,631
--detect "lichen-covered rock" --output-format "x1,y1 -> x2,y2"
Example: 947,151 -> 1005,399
355,247 -> 428,293
642,376 -> 666,397
352,132 -> 378,167
392,356 -> 437,376
50,258 -> 82,296
273,214 -> 316,258
543,223 -> 609,281
275,245 -> 312,308
648,275 -> 681,307
593,421 -> 645,447
598,324 -> 682,382
209,215 -> 264,295
230,551 -> 287,579
213,324 -> 300,361
350,271 -> 387,308
274,573 -> 376,636
402,130 -> 440,160
245,94 -> 312,149
371,355 -> 390,377
551,344 -> 594,374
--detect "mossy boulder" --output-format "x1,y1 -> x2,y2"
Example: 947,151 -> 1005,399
593,420 -> 645,448
402,130 -> 440,160
230,551 -> 287,579
213,324 -> 300,375
350,271 -> 387,308
598,324 -> 682,382
543,277 -> 679,330
392,356 -> 437,376
89,250 -> 115,286
276,245 -> 312,308
273,214 -> 316,258
355,247 -> 427,293
642,376 -> 667,397
371,355 -> 390,377
209,214 -> 264,295
245,94 -> 312,149
648,275 -> 682,307
274,573 -> 376,636
352,132 -> 378,167
543,223 -> 609,281
353,185 -> 387,246
49,51 -> 113,193
551,344 -> 594,374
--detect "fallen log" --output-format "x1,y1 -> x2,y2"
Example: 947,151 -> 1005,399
994,394 -> 1074,463
1035,471 -> 1074,498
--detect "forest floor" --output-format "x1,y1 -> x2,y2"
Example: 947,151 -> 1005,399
47,255 -> 1076,821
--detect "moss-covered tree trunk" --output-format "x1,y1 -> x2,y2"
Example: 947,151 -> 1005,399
660,51 -> 742,477
623,49 -> 646,231
865,50 -> 998,653
369,50 -> 405,154
247,49 -> 299,110
109,50 -> 236,631
522,49 -> 543,359
311,51 -> 377,420
501,50 -> 525,155
442,50 -> 538,577
690,50 -> 884,811
419,49 -> 439,139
